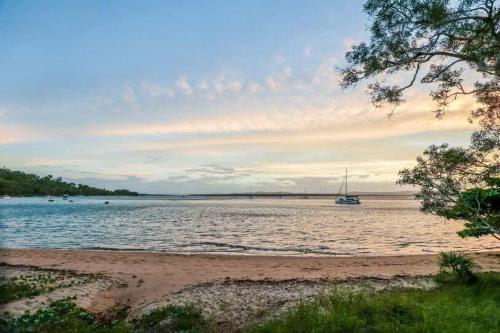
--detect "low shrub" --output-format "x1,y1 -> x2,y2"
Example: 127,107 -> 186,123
438,251 -> 479,284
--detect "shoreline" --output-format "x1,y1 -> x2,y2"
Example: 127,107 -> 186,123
1,248 -> 499,317
2,246 -> 500,257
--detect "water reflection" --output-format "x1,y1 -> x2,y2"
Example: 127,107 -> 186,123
1,197 -> 498,256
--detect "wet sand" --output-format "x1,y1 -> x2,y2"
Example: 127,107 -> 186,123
1,249 -> 499,317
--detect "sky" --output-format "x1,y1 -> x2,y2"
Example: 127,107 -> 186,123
0,0 -> 477,194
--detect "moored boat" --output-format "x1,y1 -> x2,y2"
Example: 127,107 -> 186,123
335,169 -> 360,205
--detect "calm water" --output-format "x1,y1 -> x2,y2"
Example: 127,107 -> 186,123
1,197 -> 498,256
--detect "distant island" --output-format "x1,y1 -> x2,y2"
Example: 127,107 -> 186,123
0,168 -> 139,196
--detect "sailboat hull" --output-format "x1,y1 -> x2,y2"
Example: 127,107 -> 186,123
334,169 -> 361,205
335,198 -> 360,205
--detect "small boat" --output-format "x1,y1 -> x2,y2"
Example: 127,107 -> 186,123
335,169 -> 360,205
47,195 -> 55,202
104,201 -> 110,204
62,194 -> 68,200
1,195 -> 10,199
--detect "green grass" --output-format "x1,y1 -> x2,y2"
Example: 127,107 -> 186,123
247,272 -> 500,333
0,297 -> 133,333
0,298 -> 214,333
131,305 -> 216,333
0,281 -> 42,304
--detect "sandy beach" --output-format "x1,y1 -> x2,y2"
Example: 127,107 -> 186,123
1,249 -> 499,322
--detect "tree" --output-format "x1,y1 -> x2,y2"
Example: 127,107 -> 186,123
397,136 -> 499,240
341,0 -> 499,117
341,0 -> 499,240
0,168 -> 140,197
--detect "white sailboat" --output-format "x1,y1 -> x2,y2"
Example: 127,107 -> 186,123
335,169 -> 360,205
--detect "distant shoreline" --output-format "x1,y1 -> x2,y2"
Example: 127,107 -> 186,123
2,192 -> 416,197
137,192 -> 417,198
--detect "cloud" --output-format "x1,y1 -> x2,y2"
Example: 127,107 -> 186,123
198,80 -> 210,91
122,84 -> 136,105
0,125 -> 41,144
265,76 -> 281,91
61,173 -> 411,194
1,46 -> 480,194
187,164 -> 236,175
246,81 -> 261,94
186,164 -> 254,179
141,81 -> 175,98
312,56 -> 339,86
175,75 -> 193,95
204,73 -> 244,100
93,93 -> 474,138
263,67 -> 295,91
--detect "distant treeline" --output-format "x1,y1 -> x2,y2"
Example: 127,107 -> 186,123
0,168 -> 139,196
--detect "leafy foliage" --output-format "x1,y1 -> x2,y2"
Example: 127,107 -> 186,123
438,251 -> 479,283
397,135 -> 499,240
0,168 -> 139,197
248,272 -> 500,333
341,0 -> 499,118
341,0 -> 499,241
0,300 -> 213,333
0,298 -> 100,333
131,305 -> 215,333
0,281 -> 42,305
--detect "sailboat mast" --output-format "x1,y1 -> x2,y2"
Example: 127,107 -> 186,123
345,169 -> 348,196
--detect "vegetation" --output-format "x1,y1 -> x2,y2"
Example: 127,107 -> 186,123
341,0 -> 499,241
0,168 -> 139,197
341,0 -> 499,116
0,281 -> 42,305
1,271 -> 498,333
0,298 -> 130,333
248,272 -> 500,333
397,137 -> 499,240
131,305 -> 215,333
0,269 -> 97,305
438,251 -> 478,284
0,299 -> 213,333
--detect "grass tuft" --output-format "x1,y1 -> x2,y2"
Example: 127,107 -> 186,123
0,298 -> 130,333
132,305 -> 216,333
247,272 -> 500,333
0,281 -> 42,304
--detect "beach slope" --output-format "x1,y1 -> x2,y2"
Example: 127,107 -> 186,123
1,249 -> 499,317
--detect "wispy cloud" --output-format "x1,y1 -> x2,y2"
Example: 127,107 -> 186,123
185,164 -> 255,183
141,81 -> 175,98
1,45 -> 479,193
92,94 -> 474,138
203,73 -> 245,100
246,81 -> 261,94
175,75 -> 193,95
122,84 -> 136,105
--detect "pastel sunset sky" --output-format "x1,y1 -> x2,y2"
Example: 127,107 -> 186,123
0,0 -> 477,193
